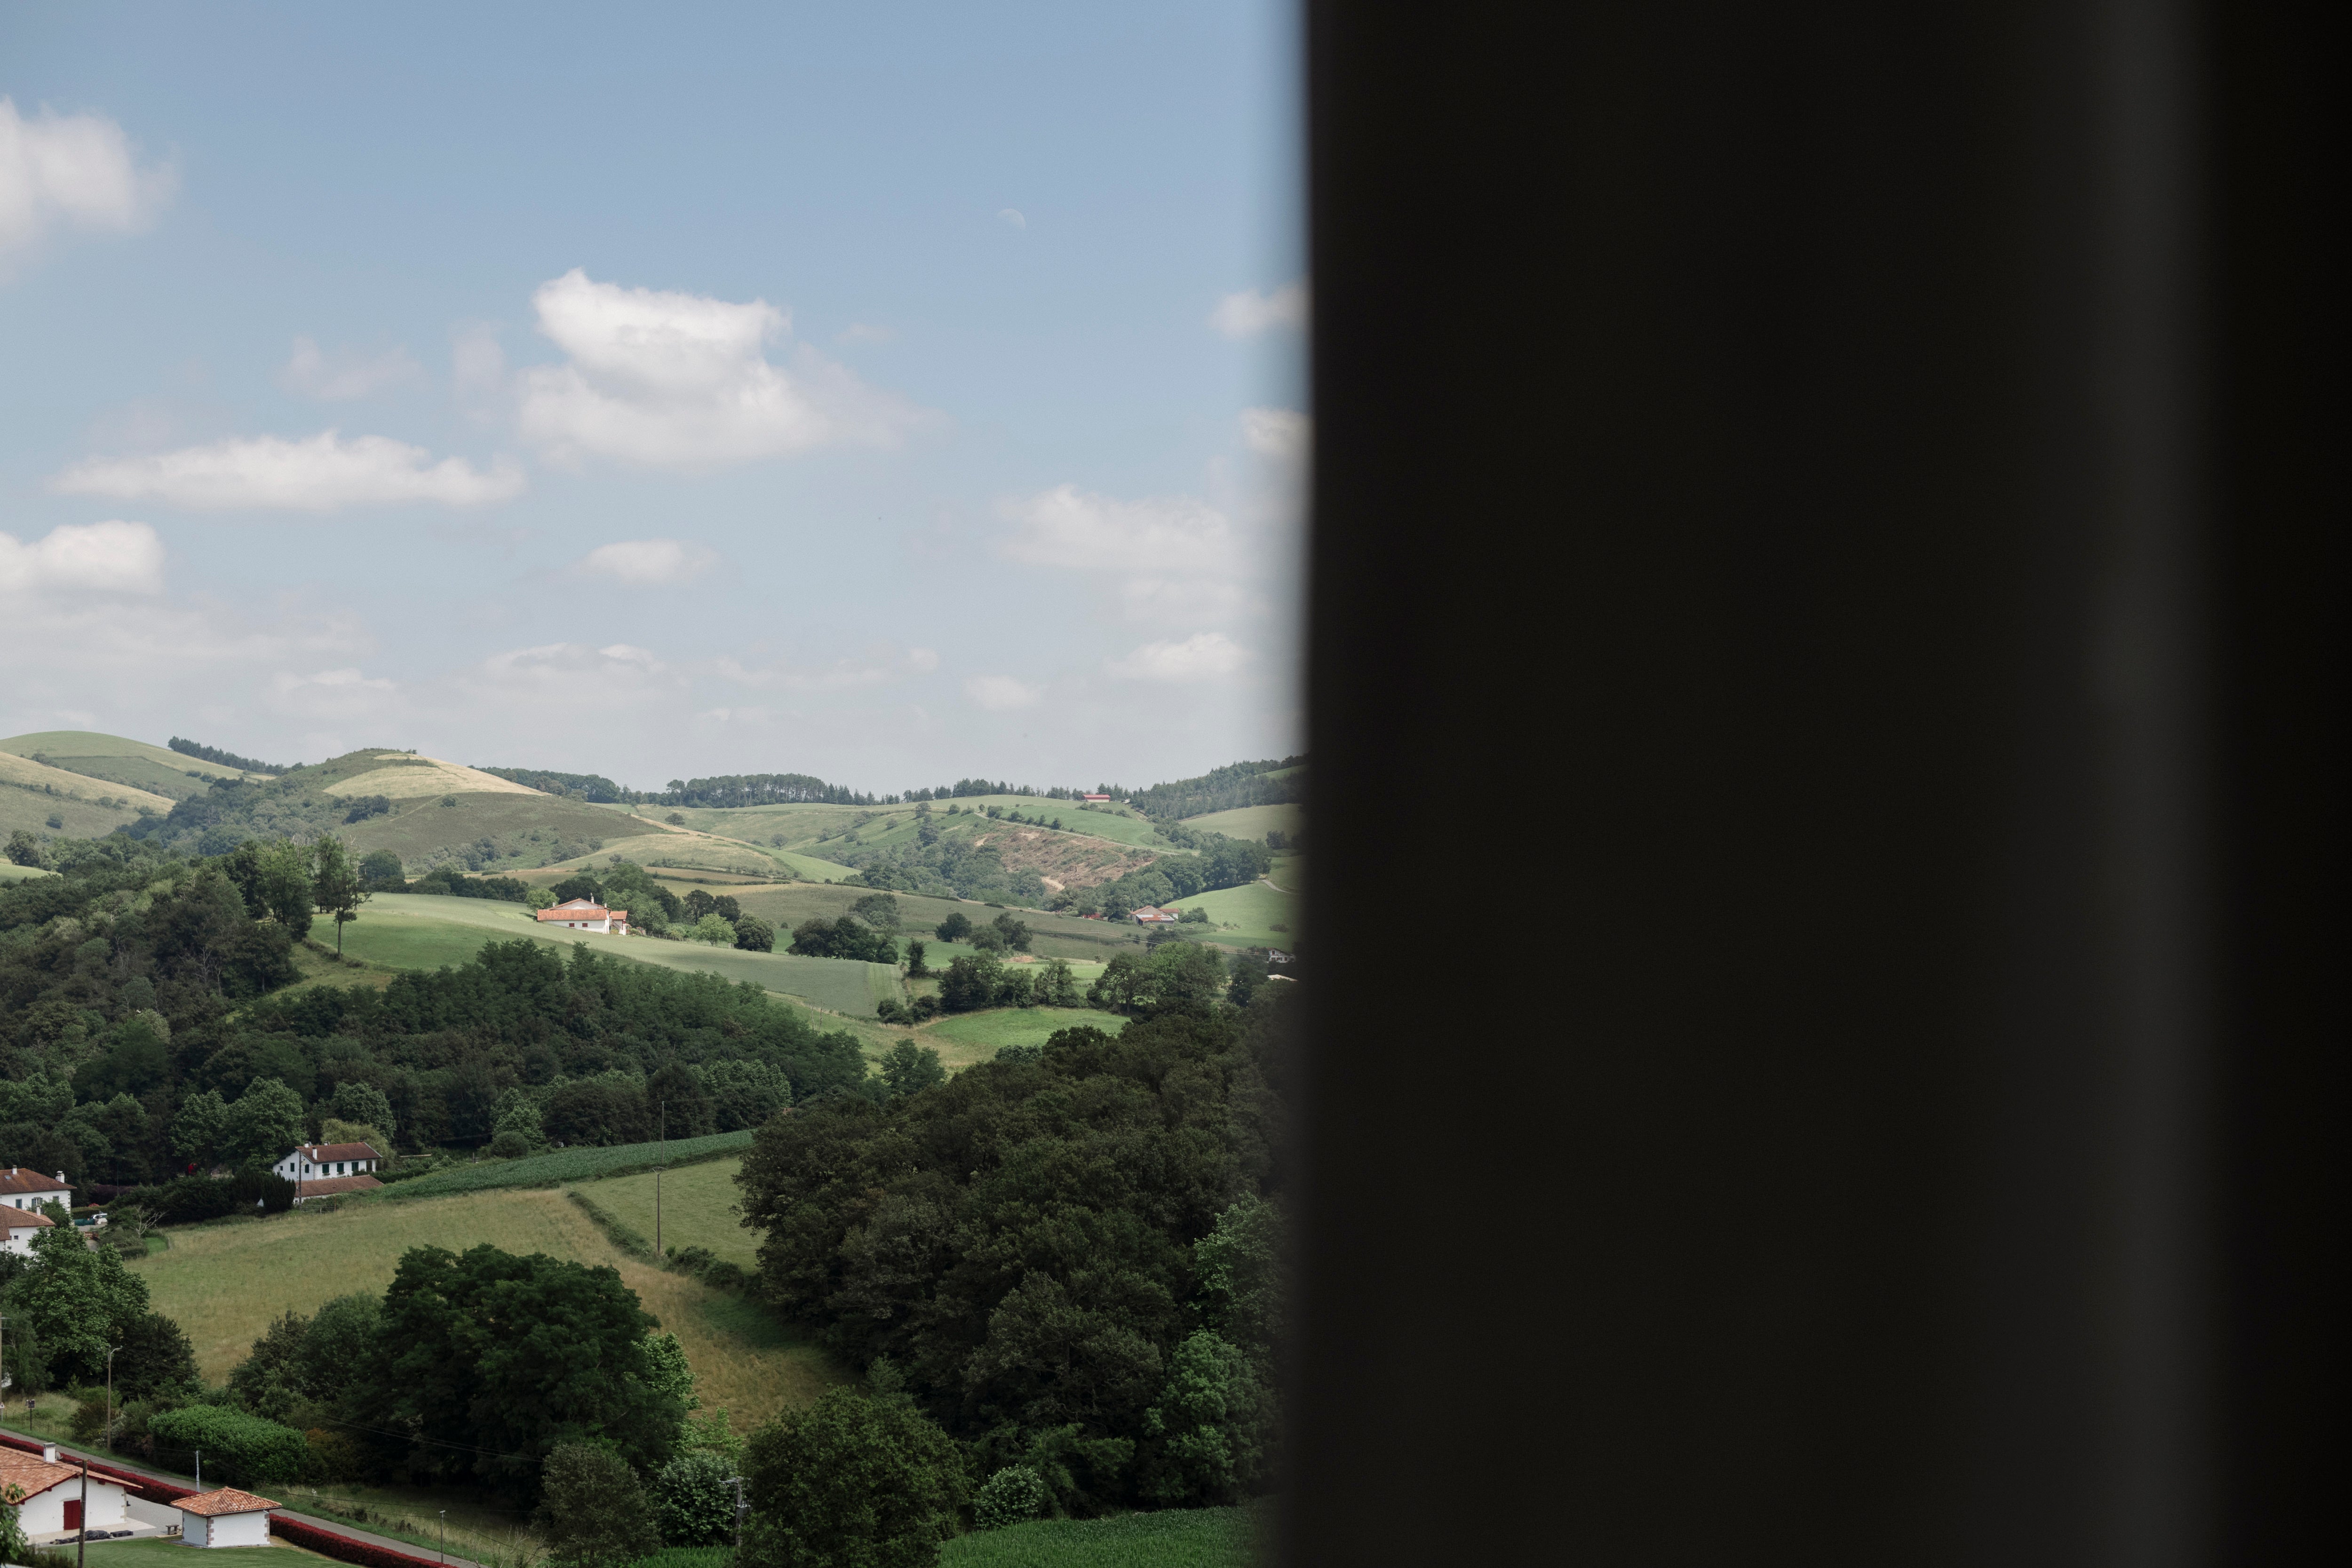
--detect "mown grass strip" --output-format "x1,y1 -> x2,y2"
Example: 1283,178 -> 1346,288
376,1131 -> 754,1200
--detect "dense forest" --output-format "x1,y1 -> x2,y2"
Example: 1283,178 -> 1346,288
736,987 -> 1290,1514
1124,757 -> 1304,822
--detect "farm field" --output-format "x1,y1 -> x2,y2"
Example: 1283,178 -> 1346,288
127,1186 -> 848,1429
921,1006 -> 1128,1061
940,1506 -> 1256,1567
1268,854 -> 1303,891
384,1131 -> 752,1200
1179,803 -> 1301,841
1166,878 -> 1298,946
327,895 -> 898,1017
0,749 -> 174,837
572,1155 -> 757,1266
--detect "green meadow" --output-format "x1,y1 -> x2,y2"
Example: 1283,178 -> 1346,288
572,1154 -> 758,1266
329,894 -> 899,1017
939,1506 -> 1256,1567
1167,878 -> 1298,945
1179,802 -> 1300,841
921,1006 -> 1128,1055
0,862 -> 59,884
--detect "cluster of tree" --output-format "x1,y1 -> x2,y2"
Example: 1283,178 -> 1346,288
0,1216 -> 202,1409
935,952 -> 1081,1012
1049,834 -> 1272,918
934,909 -> 1031,952
340,793 -> 393,824
168,737 -> 293,775
5,829 -> 49,867
480,766 -> 631,803
835,831 -> 1047,906
788,914 -> 898,963
1123,757 -> 1304,821
134,774 -> 371,855
736,987 -> 1290,1516
659,772 -> 879,808
1265,826 -> 1301,852
1084,944 -> 1235,1015
408,862 -> 529,901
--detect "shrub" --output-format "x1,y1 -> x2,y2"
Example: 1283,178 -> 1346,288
539,1442 -> 660,1568
972,1466 -> 1049,1530
489,1130 -> 534,1160
652,1450 -> 736,1546
738,1389 -> 964,1568
150,1402 -> 310,1485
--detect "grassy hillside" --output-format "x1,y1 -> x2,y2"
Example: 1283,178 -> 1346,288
1166,878 -> 1298,946
0,748 -> 172,836
0,728 -> 251,782
0,862 -> 59,884
1180,803 -> 1301,841
571,1155 -> 757,1267
127,1186 -> 846,1429
332,894 -> 900,1017
336,790 -> 654,871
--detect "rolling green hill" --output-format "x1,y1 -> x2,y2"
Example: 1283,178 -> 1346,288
1180,802 -> 1301,841
0,747 -> 175,837
0,728 -> 253,788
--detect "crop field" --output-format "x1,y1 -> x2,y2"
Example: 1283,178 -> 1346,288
327,895 -> 898,1016
382,1131 -> 753,1200
940,1506 -> 1256,1567
1166,879 -> 1298,946
1179,803 -> 1300,842
128,1186 -> 846,1428
571,1155 -> 757,1266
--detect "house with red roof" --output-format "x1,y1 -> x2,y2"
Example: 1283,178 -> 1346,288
536,897 -> 629,934
174,1487 -> 279,1548
0,1443 -> 132,1540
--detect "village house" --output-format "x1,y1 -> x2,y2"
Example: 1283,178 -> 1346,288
173,1488 -> 279,1548
1131,906 -> 1180,925
0,1443 -> 132,1540
270,1142 -> 385,1203
1082,793 -> 1112,803
2,1204 -> 56,1257
535,897 -> 630,934
1,1167 -> 71,1212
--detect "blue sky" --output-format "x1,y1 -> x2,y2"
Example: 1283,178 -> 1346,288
0,2 -> 1303,794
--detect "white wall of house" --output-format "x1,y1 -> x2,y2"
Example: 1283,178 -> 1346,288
270,1149 -> 381,1182
20,1476 -> 129,1536
182,1509 -> 272,1548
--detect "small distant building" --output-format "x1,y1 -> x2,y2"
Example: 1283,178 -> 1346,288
1082,793 -> 1112,803
272,1142 -> 386,1203
2,1204 -> 56,1257
173,1488 -> 279,1548
0,1167 -> 71,1212
536,898 -> 630,934
1132,906 -> 1180,925
0,1444 -> 131,1539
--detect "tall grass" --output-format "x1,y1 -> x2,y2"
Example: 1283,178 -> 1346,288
941,1507 -> 1257,1567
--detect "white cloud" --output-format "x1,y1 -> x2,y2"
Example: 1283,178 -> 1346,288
964,674 -> 1041,711
0,97 -> 175,273
0,520 -> 164,596
273,667 -> 395,692
577,539 -> 719,586
50,431 -> 526,511
997,208 -> 1026,230
996,485 -> 1240,576
1107,632 -> 1251,682
278,337 -> 422,401
1208,280 -> 1307,339
1241,406 -> 1309,462
513,269 -> 928,469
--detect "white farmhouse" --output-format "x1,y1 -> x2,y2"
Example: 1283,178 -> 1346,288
2,1204 -> 57,1258
535,897 -> 630,934
173,1487 -> 279,1548
270,1141 -> 386,1203
0,1166 -> 71,1212
0,1444 -> 131,1540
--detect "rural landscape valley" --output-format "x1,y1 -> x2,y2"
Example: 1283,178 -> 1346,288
0,731 -> 1297,1568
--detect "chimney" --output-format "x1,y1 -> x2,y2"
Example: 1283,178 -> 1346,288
56,1172 -> 66,1186
42,1444 -> 57,1464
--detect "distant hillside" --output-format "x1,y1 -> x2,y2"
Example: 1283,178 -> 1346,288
0,728 -> 250,802
0,747 -> 175,838
168,735 -> 294,774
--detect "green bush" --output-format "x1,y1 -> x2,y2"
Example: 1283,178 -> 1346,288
150,1402 -> 310,1484
652,1450 -> 737,1546
971,1466 -> 1049,1530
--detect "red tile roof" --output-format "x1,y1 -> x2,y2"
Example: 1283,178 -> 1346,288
175,1487 -> 280,1517
0,1168 -> 70,1194
536,903 -> 626,922
0,1448 -> 79,1496
1,1208 -> 56,1229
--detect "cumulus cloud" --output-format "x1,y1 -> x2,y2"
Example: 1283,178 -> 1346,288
1107,632 -> 1251,682
577,539 -> 719,586
996,485 -> 1240,576
0,520 -> 164,596
1240,406 -> 1309,462
278,337 -> 422,401
50,431 -> 526,511
1208,280 -> 1307,339
512,269 -> 928,469
0,97 -> 175,273
964,674 -> 1041,711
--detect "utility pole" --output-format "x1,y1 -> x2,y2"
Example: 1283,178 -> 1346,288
439,1510 -> 447,1566
655,1098 -> 665,1259
76,1462 -> 87,1568
729,1477 -> 747,1551
1,1311 -> 10,1417
195,1449 -> 202,1488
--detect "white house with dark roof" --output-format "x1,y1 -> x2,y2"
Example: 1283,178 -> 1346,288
0,1166 -> 72,1211
271,1141 -> 386,1203
0,1443 -> 131,1539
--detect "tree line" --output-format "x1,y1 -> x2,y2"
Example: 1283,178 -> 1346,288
167,737 -> 294,774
